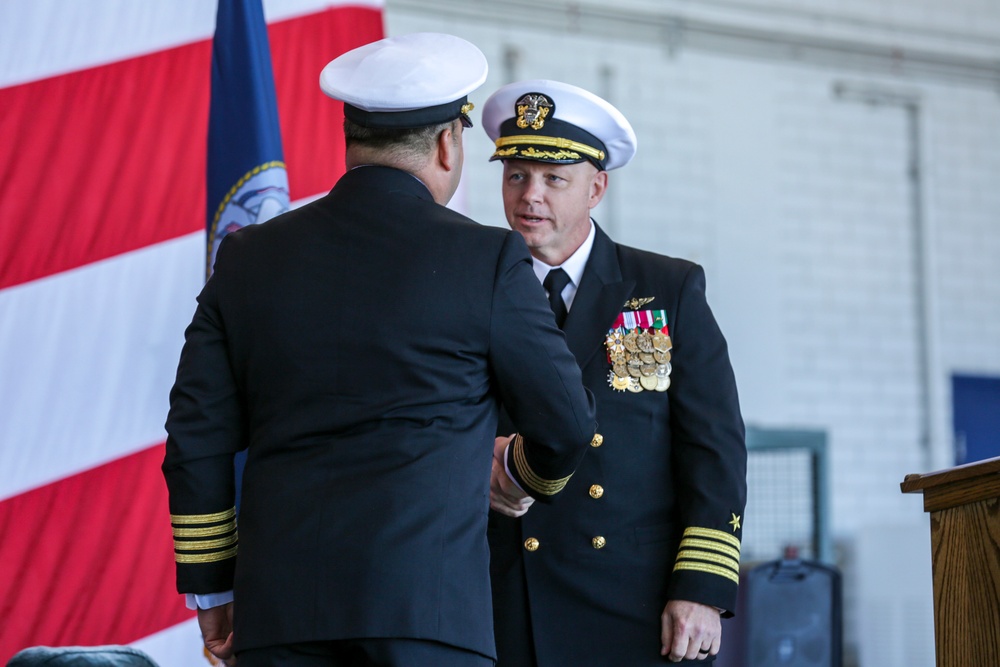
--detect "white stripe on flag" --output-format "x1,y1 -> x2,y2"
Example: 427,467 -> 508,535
0,0 -> 382,88
0,192 -> 322,502
131,618 -> 205,667
0,232 -> 203,501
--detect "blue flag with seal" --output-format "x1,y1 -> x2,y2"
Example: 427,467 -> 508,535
207,0 -> 290,512
207,0 -> 290,279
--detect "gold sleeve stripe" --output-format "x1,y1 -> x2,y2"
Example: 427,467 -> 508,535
175,545 -> 238,564
673,561 -> 740,584
683,526 -> 741,549
511,434 -> 573,496
675,549 -> 740,573
494,135 -> 606,161
170,507 -> 236,525
172,519 -> 237,538
679,537 -> 741,561
174,533 -> 238,552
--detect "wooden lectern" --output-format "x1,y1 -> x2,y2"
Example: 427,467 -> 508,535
901,456 -> 1000,666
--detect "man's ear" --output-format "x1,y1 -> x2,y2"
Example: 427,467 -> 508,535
436,122 -> 460,172
589,170 -> 609,209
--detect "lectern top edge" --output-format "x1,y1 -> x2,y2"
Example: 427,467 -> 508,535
900,455 -> 1000,494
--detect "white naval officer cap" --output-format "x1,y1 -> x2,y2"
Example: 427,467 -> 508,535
482,79 -> 637,171
320,32 -> 488,129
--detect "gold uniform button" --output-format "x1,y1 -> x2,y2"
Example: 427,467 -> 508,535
589,484 -> 604,499
590,433 -> 604,448
524,537 -> 540,552
592,536 -> 606,549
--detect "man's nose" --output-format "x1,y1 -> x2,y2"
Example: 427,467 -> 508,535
522,176 -> 544,202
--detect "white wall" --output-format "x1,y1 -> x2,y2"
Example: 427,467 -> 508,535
385,1 -> 1000,665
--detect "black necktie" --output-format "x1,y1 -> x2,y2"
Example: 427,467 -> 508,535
543,268 -> 571,329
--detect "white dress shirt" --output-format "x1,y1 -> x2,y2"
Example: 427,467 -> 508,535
529,220 -> 596,312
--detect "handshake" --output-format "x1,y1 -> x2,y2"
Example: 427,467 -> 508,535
489,434 -> 535,517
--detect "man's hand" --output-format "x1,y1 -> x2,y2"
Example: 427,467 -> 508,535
490,434 -> 535,517
660,599 -> 721,662
198,602 -> 236,666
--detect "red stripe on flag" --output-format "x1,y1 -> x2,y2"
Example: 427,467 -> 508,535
0,40 -> 211,290
0,6 -> 383,290
0,444 -> 192,663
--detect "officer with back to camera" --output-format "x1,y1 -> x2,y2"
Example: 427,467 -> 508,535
162,38 -> 597,667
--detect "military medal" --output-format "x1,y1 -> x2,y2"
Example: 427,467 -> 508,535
639,375 -> 659,391
623,330 -> 639,353
605,330 -> 625,355
655,362 -> 671,391
636,331 -> 654,353
608,371 -> 631,391
604,303 -> 673,393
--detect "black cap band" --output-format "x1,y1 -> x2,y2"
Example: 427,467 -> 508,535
489,117 -> 608,170
344,97 -> 473,129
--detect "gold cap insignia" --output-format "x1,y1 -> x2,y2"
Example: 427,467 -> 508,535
516,93 -> 553,130
460,102 -> 474,115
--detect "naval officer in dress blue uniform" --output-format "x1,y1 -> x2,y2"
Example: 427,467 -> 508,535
483,80 -> 747,665
162,38 -> 597,667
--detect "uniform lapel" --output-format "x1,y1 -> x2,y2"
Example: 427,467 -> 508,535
562,223 -> 635,370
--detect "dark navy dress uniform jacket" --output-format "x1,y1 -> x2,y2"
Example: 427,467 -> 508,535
489,223 -> 747,666
162,166 -> 596,659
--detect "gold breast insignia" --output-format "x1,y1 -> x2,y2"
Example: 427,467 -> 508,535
623,296 -> 655,310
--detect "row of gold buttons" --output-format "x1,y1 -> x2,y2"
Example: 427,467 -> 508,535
523,536 -> 606,551
523,434 -> 606,552
589,430 -> 605,548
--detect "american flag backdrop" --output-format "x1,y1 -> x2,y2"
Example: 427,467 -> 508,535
0,1 -> 383,664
